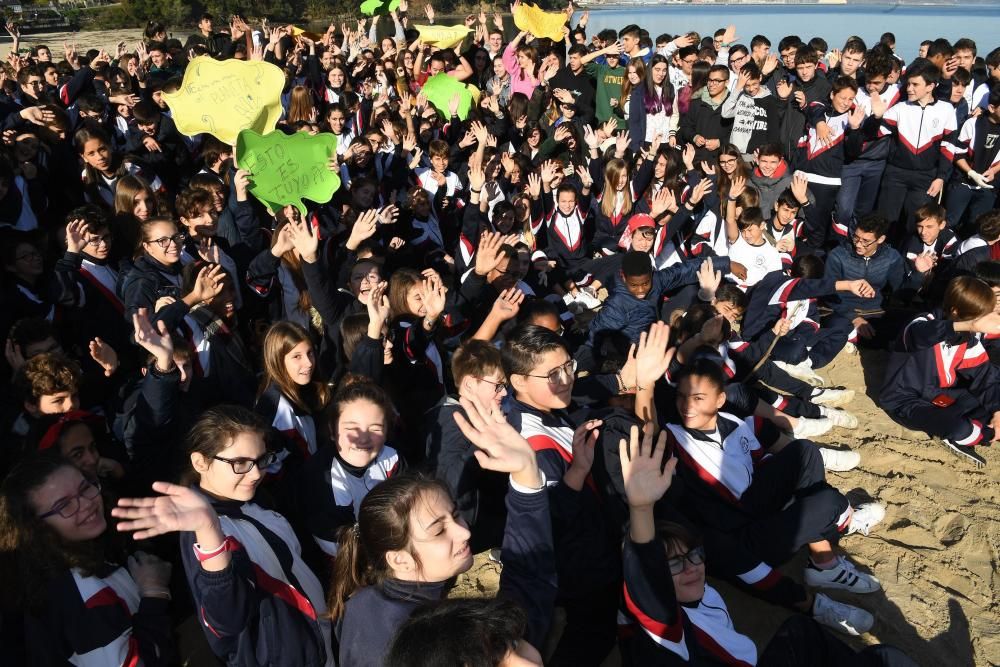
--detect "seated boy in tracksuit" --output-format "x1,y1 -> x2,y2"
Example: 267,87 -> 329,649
899,202 -> 957,303
822,213 -> 926,351
743,255 -> 877,377
503,324 -> 620,665
666,358 -> 885,637
880,275 -> 1000,466
424,340 -> 511,552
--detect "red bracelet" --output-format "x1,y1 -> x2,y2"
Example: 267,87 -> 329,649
193,536 -> 237,562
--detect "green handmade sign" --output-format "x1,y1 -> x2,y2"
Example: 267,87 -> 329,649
421,73 -> 473,121
360,0 -> 400,16
236,130 -> 340,215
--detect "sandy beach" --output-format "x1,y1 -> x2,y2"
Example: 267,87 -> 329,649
453,347 -> 1000,666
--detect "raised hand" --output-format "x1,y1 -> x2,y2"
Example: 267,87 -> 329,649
453,394 -> 542,488
527,171 -> 542,200
635,322 -> 672,389
288,217 -> 319,263
700,160 -> 716,176
422,271 -> 447,322
688,178 -> 713,206
650,187 -> 677,219
790,171 -> 809,205
475,230 -> 505,276
697,258 -> 722,294
615,130 -> 630,157
89,338 -> 119,377
729,173 -> 747,199
366,280 -> 391,328
65,218 -> 89,253
347,208 -> 379,250
566,419 -> 602,484
682,143 -> 695,170
490,287 -> 525,322
620,424 -> 676,509
132,308 -> 174,370
187,264 -> 225,305
113,481 -> 220,540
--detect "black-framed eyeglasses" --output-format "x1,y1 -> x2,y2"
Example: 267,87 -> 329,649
708,78 -> 728,83
851,234 -> 878,249
667,546 -> 706,575
213,452 -> 279,474
145,233 -> 186,249
16,249 -> 42,261
86,233 -> 114,247
475,376 -> 508,395
38,478 -> 101,520
523,359 -> 577,385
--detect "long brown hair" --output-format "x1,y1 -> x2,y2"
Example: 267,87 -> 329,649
600,158 -> 631,220
0,459 -> 123,613
185,405 -> 269,483
287,85 -> 315,124
943,276 -> 995,322
258,321 -> 330,413
716,144 -> 752,203
270,215 -> 313,315
327,474 -> 450,621
621,59 -> 646,104
388,268 -> 424,319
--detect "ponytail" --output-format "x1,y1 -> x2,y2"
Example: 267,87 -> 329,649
326,474 -> 451,621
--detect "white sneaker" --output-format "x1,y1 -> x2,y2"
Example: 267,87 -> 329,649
810,387 -> 855,407
805,556 -> 881,593
846,503 -> 886,537
820,407 -> 859,429
774,359 -> 826,387
843,342 -> 858,355
573,289 -> 602,311
811,592 -> 874,636
791,416 -> 833,439
819,447 -> 861,471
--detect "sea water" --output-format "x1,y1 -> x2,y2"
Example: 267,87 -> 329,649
579,3 -> 1000,62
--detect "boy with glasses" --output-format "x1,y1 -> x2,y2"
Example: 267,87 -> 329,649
504,324 -> 619,665
426,339 -> 512,551
678,64 -> 731,163
823,213 -> 923,354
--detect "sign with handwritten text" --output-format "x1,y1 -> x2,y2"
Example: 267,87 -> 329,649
163,56 -> 285,145
236,130 -> 341,215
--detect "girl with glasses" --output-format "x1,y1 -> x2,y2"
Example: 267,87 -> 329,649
1,230 -> 54,328
302,381 -> 403,556
1,458 -> 173,666
122,217 -> 224,331
113,405 -> 334,667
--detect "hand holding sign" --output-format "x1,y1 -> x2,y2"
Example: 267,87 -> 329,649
421,73 -> 473,120
236,130 -> 341,216
163,56 -> 284,145
512,2 -> 569,42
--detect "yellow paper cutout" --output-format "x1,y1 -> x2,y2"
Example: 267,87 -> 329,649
162,56 -> 285,145
289,25 -> 325,42
512,2 -> 568,42
414,24 -> 472,50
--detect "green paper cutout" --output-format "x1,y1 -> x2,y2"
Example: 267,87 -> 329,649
360,0 -> 400,17
422,73 -> 473,121
236,130 -> 341,216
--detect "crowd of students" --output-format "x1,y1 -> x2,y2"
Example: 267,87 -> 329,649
1,3 -> 999,665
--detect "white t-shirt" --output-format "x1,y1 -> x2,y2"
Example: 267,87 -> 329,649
727,235 -> 782,291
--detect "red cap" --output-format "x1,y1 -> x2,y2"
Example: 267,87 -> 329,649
626,214 -> 656,234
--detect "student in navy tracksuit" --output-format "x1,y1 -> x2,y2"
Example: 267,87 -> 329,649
744,256 -> 876,370
880,276 -> 1000,466
503,324 -> 621,666
113,405 -> 335,667
666,359 -> 886,636
3,458 -> 174,667
425,340 -> 512,552
823,213 -> 925,351
302,381 -> 402,556
617,426 -> 918,665
328,395 -> 557,667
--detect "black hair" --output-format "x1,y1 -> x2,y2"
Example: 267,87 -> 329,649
622,250 -> 653,278
926,38 -> 954,61
385,598 -> 526,667
973,260 -> 1000,287
778,36 -> 802,52
502,324 -> 568,377
774,188 -> 801,211
750,35 -> 770,50
517,298 -> 561,326
856,212 -> 890,238
714,283 -> 747,310
790,254 -> 825,279
675,356 -> 728,394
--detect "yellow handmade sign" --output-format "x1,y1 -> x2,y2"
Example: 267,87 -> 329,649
163,56 -> 285,145
289,25 -> 325,42
414,24 -> 472,50
512,2 -> 567,42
